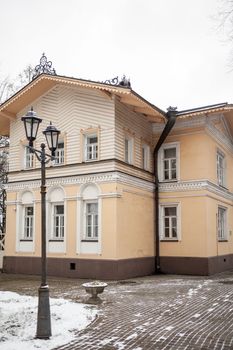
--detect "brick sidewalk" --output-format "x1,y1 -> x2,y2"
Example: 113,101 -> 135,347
53,272 -> 233,350
1,271 -> 233,349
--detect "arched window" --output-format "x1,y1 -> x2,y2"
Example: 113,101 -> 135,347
47,187 -> 65,241
77,183 -> 101,254
16,190 -> 35,252
20,191 -> 35,241
82,184 -> 99,241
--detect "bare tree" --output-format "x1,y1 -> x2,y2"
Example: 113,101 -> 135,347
0,65 -> 34,253
216,0 -> 233,42
0,77 -> 15,104
0,64 -> 34,246
0,65 -> 33,104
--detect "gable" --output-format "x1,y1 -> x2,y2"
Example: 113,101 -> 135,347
0,74 -> 166,136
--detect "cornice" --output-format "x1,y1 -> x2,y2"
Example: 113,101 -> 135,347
6,175 -> 233,203
152,115 -> 207,134
6,171 -> 155,193
153,112 -> 233,155
205,119 -> 233,154
159,179 -> 233,201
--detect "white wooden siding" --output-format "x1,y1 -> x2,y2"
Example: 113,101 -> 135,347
8,84 -> 115,175
115,97 -> 153,169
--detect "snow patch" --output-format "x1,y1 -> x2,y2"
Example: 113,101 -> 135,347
0,291 -> 97,350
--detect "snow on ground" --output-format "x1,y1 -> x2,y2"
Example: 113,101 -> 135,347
0,291 -> 97,350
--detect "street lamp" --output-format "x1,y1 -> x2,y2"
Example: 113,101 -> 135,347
21,107 -> 60,339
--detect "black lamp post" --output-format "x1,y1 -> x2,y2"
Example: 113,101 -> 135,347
21,107 -> 60,339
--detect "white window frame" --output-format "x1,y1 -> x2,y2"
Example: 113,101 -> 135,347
142,144 -> 150,171
159,142 -> 180,182
160,203 -> 181,241
22,205 -> 34,240
217,150 -> 226,187
24,146 -> 34,169
84,201 -> 98,240
54,140 -> 65,165
125,136 -> 133,164
85,134 -> 98,161
51,204 -> 64,240
217,206 -> 227,241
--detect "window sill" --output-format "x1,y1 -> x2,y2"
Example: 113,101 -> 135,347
160,239 -> 179,242
49,239 -> 64,242
160,180 -> 178,183
20,239 -> 33,242
81,239 -> 98,242
83,159 -> 99,163
218,239 -> 228,242
218,184 -> 228,191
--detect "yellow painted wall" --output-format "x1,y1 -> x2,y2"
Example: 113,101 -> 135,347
160,194 -> 208,257
206,196 -> 233,257
116,184 -> 154,259
166,128 -> 233,190
5,182 -> 119,259
164,132 -> 214,182
159,123 -> 233,258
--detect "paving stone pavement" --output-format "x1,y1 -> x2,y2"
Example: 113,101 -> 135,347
1,271 -> 233,350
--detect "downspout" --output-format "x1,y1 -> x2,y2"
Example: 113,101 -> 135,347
153,107 -> 177,273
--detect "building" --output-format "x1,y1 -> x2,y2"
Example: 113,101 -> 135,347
0,66 -> 233,279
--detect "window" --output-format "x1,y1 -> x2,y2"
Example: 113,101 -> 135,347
217,150 -> 226,187
85,202 -> 98,240
52,204 -> 64,240
163,147 -> 176,180
85,134 -> 98,161
142,144 -> 150,170
78,184 -> 101,253
160,204 -> 180,240
54,140 -> 64,165
159,143 -> 179,181
218,206 -> 227,241
22,206 -> 34,240
125,136 -> 133,164
25,147 -> 34,169
17,191 -> 35,252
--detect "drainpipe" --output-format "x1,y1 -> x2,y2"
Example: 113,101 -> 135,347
153,107 -> 177,273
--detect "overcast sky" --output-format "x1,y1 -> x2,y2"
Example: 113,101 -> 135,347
0,0 -> 232,111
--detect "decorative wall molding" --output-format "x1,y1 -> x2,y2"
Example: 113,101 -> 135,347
153,112 -> 233,157
99,192 -> 122,198
152,115 -> 207,134
159,179 -> 233,201
205,119 -> 233,154
6,171 -> 155,193
7,176 -> 233,204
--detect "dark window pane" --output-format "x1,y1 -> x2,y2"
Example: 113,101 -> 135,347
55,205 -> 64,214
165,207 -> 176,216
165,228 -> 170,237
164,171 -> 169,180
164,148 -> 176,158
171,159 -> 176,168
171,170 -> 177,179
89,136 -> 97,144
172,228 -> 177,238
164,160 -> 169,170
